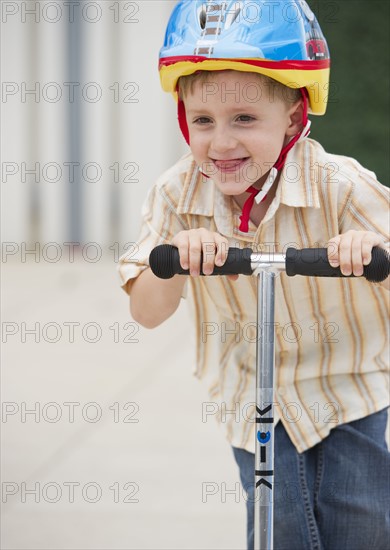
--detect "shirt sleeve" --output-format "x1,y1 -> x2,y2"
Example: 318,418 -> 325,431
117,174 -> 190,295
338,164 -> 390,245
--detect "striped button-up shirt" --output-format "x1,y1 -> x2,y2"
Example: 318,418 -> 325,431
118,138 -> 389,453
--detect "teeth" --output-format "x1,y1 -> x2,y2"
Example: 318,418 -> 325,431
215,158 -> 246,162
214,158 -> 248,169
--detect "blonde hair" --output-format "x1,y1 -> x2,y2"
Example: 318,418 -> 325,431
178,70 -> 302,105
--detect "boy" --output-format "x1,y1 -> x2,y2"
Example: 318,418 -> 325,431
119,1 -> 389,548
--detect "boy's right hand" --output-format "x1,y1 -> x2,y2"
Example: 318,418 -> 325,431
171,229 -> 238,280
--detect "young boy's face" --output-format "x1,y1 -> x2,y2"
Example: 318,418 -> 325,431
184,71 -> 301,196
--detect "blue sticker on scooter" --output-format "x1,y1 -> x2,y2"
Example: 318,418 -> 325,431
257,431 -> 271,444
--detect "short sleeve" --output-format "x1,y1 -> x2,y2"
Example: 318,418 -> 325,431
338,164 -> 390,245
117,167 -> 190,295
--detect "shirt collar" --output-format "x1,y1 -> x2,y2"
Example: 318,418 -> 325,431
278,139 -> 321,209
177,158 -> 213,216
177,161 -> 234,236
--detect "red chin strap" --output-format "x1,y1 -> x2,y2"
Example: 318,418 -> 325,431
178,98 -> 190,145
274,88 -> 310,171
177,88 -> 311,232
238,89 -> 311,232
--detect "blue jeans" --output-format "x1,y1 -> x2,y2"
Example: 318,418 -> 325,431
233,409 -> 390,550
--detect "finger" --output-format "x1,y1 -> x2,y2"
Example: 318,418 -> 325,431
338,233 -> 354,276
188,232 -> 202,276
202,239 -> 217,275
361,233 -> 382,266
350,234 -> 364,277
227,274 -> 239,282
173,233 -> 190,271
215,236 -> 229,267
327,236 -> 341,267
361,240 -> 372,266
177,244 -> 189,270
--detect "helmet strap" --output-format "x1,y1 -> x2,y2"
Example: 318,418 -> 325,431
239,89 -> 311,232
272,88 -> 311,173
178,98 -> 190,145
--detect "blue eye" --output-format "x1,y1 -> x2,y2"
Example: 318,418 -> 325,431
257,431 -> 271,444
237,115 -> 255,122
194,117 -> 212,125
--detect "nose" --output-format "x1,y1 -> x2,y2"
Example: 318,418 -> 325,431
209,124 -> 237,156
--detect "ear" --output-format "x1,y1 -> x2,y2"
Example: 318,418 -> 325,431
285,100 -> 304,137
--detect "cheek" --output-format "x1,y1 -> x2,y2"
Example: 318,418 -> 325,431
250,130 -> 286,158
189,133 -> 208,158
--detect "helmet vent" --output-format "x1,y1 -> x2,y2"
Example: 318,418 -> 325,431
232,8 -> 241,24
199,7 -> 207,29
225,4 -> 242,30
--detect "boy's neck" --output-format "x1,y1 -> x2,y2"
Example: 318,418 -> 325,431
233,173 -> 281,228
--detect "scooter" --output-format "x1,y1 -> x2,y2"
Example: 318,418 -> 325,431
149,243 -> 389,550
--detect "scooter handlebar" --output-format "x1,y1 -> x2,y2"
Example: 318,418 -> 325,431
149,244 -> 390,284
149,245 -> 253,279
285,247 -> 389,283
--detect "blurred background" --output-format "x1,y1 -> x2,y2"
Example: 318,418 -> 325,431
1,1 -> 389,549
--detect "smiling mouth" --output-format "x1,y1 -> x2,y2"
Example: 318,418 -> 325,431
212,157 -> 250,171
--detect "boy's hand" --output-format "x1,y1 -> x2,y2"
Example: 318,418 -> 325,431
171,229 -> 238,280
327,230 -> 388,277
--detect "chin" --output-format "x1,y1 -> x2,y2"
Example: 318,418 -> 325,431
214,182 -> 248,196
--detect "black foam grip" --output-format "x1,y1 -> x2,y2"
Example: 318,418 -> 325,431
286,246 -> 390,283
149,244 -> 253,279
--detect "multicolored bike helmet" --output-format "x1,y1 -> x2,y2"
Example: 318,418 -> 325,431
159,0 -> 331,232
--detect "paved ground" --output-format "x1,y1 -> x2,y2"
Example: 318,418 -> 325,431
2,255 -> 388,550
1,256 -> 245,550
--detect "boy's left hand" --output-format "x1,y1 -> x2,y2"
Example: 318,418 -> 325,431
327,230 -> 389,282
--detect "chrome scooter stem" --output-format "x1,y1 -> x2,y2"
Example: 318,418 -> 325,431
254,269 -> 276,550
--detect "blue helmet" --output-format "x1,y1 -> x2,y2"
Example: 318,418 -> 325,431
159,0 -> 330,115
